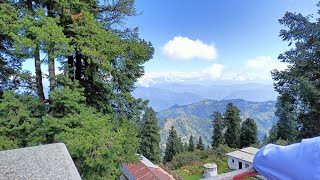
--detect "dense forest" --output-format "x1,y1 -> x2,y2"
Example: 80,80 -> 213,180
0,0 -> 157,179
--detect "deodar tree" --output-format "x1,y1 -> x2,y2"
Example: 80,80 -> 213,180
139,107 -> 161,164
272,2 -> 320,139
240,118 -> 258,148
212,111 -> 224,148
164,126 -> 182,163
0,0 -> 154,179
224,102 -> 241,148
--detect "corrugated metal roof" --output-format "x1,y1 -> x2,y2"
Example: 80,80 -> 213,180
226,147 -> 260,163
141,156 -> 158,168
240,147 -> 259,155
227,150 -> 255,163
123,161 -> 158,180
122,156 -> 175,180
148,166 -> 174,180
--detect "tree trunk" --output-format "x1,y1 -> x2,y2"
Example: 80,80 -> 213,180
67,55 -> 74,80
27,0 -> 32,10
75,51 -> 82,81
35,47 -> 45,101
47,0 -> 55,99
48,49 -> 55,92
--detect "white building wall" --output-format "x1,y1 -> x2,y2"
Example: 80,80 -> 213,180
227,156 -> 253,170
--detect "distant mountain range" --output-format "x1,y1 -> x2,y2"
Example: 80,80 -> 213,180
156,99 -> 277,150
133,83 -> 278,111
132,86 -> 203,111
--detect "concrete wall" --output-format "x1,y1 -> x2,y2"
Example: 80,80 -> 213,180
227,156 -> 253,170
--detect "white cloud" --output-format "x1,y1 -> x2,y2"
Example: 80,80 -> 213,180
243,56 -> 288,80
202,64 -> 224,79
138,56 -> 289,87
162,36 -> 218,60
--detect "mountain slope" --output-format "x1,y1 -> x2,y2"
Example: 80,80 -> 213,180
132,86 -> 203,111
157,99 -> 277,149
133,83 -> 278,111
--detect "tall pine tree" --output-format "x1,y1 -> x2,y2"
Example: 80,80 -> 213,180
163,126 -> 182,163
224,103 -> 241,148
272,2 -> 320,138
139,107 -> 161,163
188,135 -> 195,152
197,136 -> 205,150
240,118 -> 258,148
275,92 -> 298,143
212,111 -> 224,148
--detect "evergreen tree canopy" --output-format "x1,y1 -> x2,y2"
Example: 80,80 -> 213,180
212,111 -> 224,148
163,126 -> 182,163
224,102 -> 241,148
275,92 -> 298,143
139,107 -> 161,163
0,0 -> 154,179
267,125 -> 279,144
197,136 -> 205,150
188,135 -> 195,152
272,2 -> 320,138
240,118 -> 258,148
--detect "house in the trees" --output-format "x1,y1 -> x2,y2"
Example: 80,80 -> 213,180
226,147 -> 259,170
120,156 -> 176,180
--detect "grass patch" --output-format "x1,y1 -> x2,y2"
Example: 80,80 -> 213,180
169,145 -> 235,179
182,173 -> 203,180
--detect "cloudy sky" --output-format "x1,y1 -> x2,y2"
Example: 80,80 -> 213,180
125,0 -> 319,86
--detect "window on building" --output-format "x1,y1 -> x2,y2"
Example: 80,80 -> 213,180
232,159 -> 234,163
245,164 -> 249,168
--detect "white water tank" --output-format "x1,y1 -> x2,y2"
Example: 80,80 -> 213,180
203,163 -> 218,178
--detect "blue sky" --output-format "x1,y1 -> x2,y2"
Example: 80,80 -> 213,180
21,0 -> 320,86
124,0 -> 319,86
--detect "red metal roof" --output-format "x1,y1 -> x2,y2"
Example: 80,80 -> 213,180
148,166 -> 174,180
123,161 -> 158,180
123,160 -> 175,180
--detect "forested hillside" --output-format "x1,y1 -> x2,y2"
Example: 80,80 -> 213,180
157,99 -> 276,149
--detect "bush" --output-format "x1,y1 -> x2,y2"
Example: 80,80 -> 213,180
167,150 -> 207,170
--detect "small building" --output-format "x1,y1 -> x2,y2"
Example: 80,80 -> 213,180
121,156 -> 175,180
226,147 -> 259,170
203,163 -> 217,178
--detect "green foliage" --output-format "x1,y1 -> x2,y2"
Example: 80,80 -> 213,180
139,107 -> 161,163
197,136 -> 205,150
240,118 -> 258,148
212,111 -> 224,148
49,76 -> 86,117
275,93 -> 298,143
224,103 -> 241,148
0,0 -> 154,179
272,2 -> 320,138
275,138 -> 289,146
168,150 -> 211,170
0,3 -> 23,93
0,91 -> 45,149
188,135 -> 195,152
55,109 -> 127,179
170,145 -> 234,179
267,125 -> 279,144
163,126 -> 183,163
